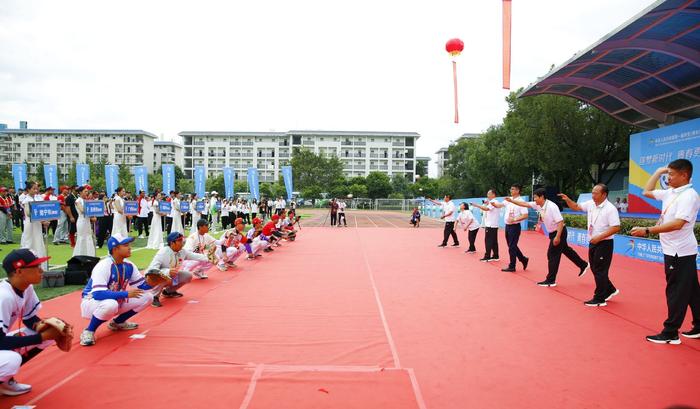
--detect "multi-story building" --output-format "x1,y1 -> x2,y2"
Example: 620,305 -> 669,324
416,156 -> 431,177
179,130 -> 420,182
436,133 -> 480,177
0,128 -> 157,177
153,140 -> 184,169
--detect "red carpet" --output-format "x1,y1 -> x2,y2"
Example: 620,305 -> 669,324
4,225 -> 700,408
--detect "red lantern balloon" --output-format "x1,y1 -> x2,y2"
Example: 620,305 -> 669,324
445,38 -> 464,57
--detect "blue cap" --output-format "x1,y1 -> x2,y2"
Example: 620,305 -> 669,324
107,234 -> 135,253
166,232 -> 184,244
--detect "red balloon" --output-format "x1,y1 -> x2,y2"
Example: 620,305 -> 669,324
445,38 -> 464,56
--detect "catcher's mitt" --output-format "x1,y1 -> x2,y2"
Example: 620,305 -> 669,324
36,317 -> 74,352
145,268 -> 173,285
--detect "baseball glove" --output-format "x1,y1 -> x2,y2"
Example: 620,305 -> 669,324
36,317 -> 74,352
145,268 -> 173,285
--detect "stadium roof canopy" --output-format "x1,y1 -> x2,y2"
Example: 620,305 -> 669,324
520,0 -> 700,129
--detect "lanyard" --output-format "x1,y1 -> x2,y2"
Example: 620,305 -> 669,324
662,186 -> 692,217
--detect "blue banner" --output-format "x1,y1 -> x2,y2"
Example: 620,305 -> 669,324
159,201 -> 172,213
84,200 -> 105,217
43,164 -> 58,190
422,196 -> 530,229
29,200 -> 61,222
223,167 -> 235,199
105,165 -> 119,196
282,166 -> 293,201
195,201 -> 205,212
247,167 -> 260,201
124,201 -> 138,215
180,201 -> 190,213
566,227 -> 700,270
162,164 -> 175,194
76,164 -> 90,186
12,163 -> 27,191
194,166 -> 206,198
133,166 -> 149,195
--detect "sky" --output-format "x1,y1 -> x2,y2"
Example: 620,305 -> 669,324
0,0 -> 658,176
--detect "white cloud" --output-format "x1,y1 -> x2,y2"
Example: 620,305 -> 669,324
0,0 -> 657,176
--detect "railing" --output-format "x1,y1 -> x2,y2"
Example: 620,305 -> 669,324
392,142 -> 405,147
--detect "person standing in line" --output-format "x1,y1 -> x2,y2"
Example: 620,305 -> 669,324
189,193 -> 201,235
471,189 -> 501,262
111,187 -> 129,238
614,197 -> 622,212
52,186 -> 70,245
267,198 -> 273,219
427,195 -> 459,248
9,188 -> 23,233
630,160 -> 700,344
337,200 -> 347,227
560,184 -> 621,307
279,196 -> 287,215
147,192 -> 166,250
329,198 -> 339,226
65,186 -> 78,248
620,198 -> 628,213
501,184 -> 530,272
19,181 -> 48,271
73,185 -> 96,257
456,202 -> 480,253
42,187 -> 58,239
0,187 -> 15,244
135,191 -> 149,239
506,188 -> 589,287
170,191 -> 184,235
164,191 -> 174,234
251,199 -> 259,221
95,193 -> 113,249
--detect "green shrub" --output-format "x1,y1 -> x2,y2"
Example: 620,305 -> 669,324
563,214 -> 700,241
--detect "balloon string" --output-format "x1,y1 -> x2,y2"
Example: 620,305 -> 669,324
453,60 -> 459,124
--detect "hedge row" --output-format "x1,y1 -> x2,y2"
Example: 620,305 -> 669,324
562,214 -> 700,242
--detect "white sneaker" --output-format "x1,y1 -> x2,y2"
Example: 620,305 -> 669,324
138,235 -> 145,239
194,271 -> 209,279
0,378 -> 32,396
108,321 -> 139,331
80,329 -> 96,346
217,264 -> 227,271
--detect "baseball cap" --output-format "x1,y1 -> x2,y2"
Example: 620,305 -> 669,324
234,217 -> 244,225
3,249 -> 50,275
196,218 -> 209,228
0,187 -> 6,192
272,214 -> 280,221
167,232 -> 184,244
252,217 -> 262,225
107,234 -> 135,253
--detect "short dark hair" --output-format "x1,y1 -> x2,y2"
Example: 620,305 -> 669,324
534,188 -> 547,198
487,188 -> 496,195
594,183 -> 609,196
511,184 -> 522,192
668,159 -> 693,179
445,194 -> 452,200
115,186 -> 124,193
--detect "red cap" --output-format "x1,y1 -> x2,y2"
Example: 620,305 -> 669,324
0,187 -> 7,192
272,214 -> 280,221
252,217 -> 262,225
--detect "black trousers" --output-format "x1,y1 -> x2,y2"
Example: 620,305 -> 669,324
589,240 -> 616,301
546,227 -> 587,282
662,254 -> 700,335
330,213 -> 337,226
96,216 -> 113,248
165,217 -> 173,234
505,224 -> 527,268
338,213 -> 346,226
136,216 -> 149,236
467,229 -> 478,251
484,227 -> 499,258
442,221 -> 458,245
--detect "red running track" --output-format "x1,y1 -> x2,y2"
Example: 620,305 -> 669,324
4,226 -> 700,408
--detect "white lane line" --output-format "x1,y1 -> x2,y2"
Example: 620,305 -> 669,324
365,214 -> 379,228
376,213 -> 400,228
25,368 -> 86,406
238,363 -> 264,409
407,367 -> 429,409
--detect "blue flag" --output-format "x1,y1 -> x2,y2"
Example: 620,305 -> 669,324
247,167 -> 260,201
105,165 -> 119,196
281,166 -> 293,201
223,167 -> 235,199
133,166 -> 149,195
194,166 -> 206,198
12,164 -> 27,191
43,164 -> 58,190
76,164 -> 90,186
162,164 -> 175,194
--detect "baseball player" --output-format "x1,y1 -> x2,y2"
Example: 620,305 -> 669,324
0,249 -> 67,396
79,234 -> 166,346
148,232 -> 211,308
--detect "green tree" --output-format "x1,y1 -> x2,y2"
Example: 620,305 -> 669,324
390,174 -> 410,198
365,172 -> 392,199
234,180 -> 249,194
415,159 -> 428,177
348,183 -> 368,198
301,184 -> 323,200
118,165 -> 135,194
206,174 -> 225,195
290,149 -> 345,192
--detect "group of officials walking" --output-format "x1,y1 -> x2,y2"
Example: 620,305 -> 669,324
430,159 -> 700,345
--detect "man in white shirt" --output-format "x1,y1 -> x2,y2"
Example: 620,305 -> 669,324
631,159 -> 700,344
502,184 -> 530,271
507,188 -> 588,287
471,189 -> 502,261
428,195 -> 459,248
338,200 -> 347,227
136,191 -> 150,239
560,184 -> 621,307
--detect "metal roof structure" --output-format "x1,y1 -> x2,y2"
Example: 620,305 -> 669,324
520,0 -> 700,129
0,129 -> 158,138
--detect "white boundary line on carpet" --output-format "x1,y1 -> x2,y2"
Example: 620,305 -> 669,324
365,214 -> 380,228
238,363 -> 264,409
25,368 -> 86,406
376,213 -> 400,228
